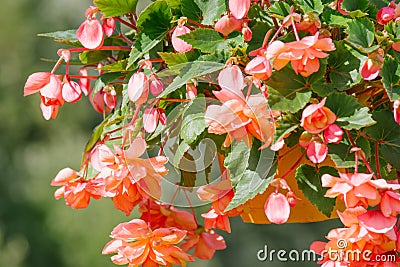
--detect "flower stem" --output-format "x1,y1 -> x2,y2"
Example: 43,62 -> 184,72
69,46 -> 131,53
291,16 -> 300,41
115,17 -> 137,30
375,142 -> 382,179
51,57 -> 64,74
186,18 -> 213,28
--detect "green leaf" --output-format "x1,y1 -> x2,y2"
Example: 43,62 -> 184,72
158,51 -> 200,67
324,92 -> 363,117
321,9 -> 352,27
181,114 -> 207,145
182,0 -> 227,25
295,164 -> 338,217
381,56 -> 400,101
266,66 -> 322,112
345,18 -> 377,53
225,161 -> 277,211
173,141 -> 190,169
268,1 -> 291,18
296,0 -> 324,14
247,22 -> 273,52
137,0 -> 172,38
338,107 -> 376,130
224,141 -> 250,185
318,41 -> 363,92
38,30 -> 81,47
94,0 -> 138,17
127,32 -> 166,68
92,72 -> 122,96
157,61 -> 225,97
366,110 -> 400,169
79,50 -> 112,64
342,0 -> 369,14
180,28 -> 244,54
101,59 -> 129,72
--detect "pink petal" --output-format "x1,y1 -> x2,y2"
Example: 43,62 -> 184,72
128,72 -> 149,104
76,19 -> 104,49
264,192 -> 290,224
307,141 -> 328,164
214,15 -> 242,36
218,65 -> 245,92
51,168 -> 79,186
171,25 -> 192,53
40,102 -> 59,120
143,107 -> 159,133
24,72 -> 51,96
358,210 -> 397,234
40,74 -> 62,99
229,0 -> 251,19
62,81 -> 82,103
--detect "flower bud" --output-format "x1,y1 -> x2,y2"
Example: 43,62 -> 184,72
264,192 -> 290,224
149,74 -> 164,96
241,23 -> 252,41
128,72 -> 149,104
394,100 -> 400,125
377,7 -> 395,25
215,15 -> 242,36
171,25 -> 193,53
244,56 -> 272,80
323,124 -> 343,144
229,0 -> 251,19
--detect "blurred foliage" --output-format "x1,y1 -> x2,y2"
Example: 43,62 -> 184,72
0,0 -> 340,266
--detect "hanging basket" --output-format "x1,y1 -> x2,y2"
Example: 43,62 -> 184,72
241,145 -> 345,224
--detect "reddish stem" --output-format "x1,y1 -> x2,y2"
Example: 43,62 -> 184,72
280,150 -> 306,180
159,98 -> 190,103
69,75 -> 98,79
186,18 -> 213,29
69,46 -> 131,53
291,16 -> 300,41
346,130 -> 377,179
51,57 -> 64,74
115,17 -> 137,30
278,144 -> 299,160
375,142 -> 382,179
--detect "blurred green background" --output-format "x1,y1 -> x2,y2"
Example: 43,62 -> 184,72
0,0 -> 340,266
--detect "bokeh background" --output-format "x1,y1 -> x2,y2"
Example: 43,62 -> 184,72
0,0 -> 341,266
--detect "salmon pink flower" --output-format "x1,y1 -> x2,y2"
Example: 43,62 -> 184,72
62,80 -> 82,103
380,190 -> 400,217
181,230 -> 226,260
78,67 -> 90,96
51,168 -> 102,209
244,55 -> 272,80
266,33 -> 335,77
128,72 -> 149,104
102,219 -> 194,267
205,65 -> 275,148
307,140 -> 328,164
89,86 -> 116,114
394,100 -> 400,124
323,124 -> 343,144
143,107 -> 167,133
301,98 -> 337,134
241,23 -> 252,41
215,15 -> 242,36
377,7 -> 396,25
358,210 -> 397,234
264,192 -> 290,224
40,102 -> 59,120
229,0 -> 250,19
101,16 -> 115,37
186,83 -> 197,100
171,20 -> 193,53
149,74 -> 164,96
360,50 -> 384,81
76,18 -> 104,49
296,13 -> 321,35
322,172 -> 381,208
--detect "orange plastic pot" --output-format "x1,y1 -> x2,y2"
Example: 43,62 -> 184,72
240,145 -> 345,224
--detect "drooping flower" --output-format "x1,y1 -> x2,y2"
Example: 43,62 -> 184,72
89,86 -> 116,114
62,80 -> 82,103
76,12 -> 104,49
128,72 -> 149,104
394,100 -> 400,125
101,16 -> 116,37
244,55 -> 273,80
380,190 -> 400,217
181,230 -> 226,260
171,24 -> 193,53
301,98 -> 337,134
323,124 -> 343,144
149,74 -> 164,96
51,168 -> 102,209
186,83 -> 197,100
360,49 -> 384,81
241,22 -> 252,41
266,33 -> 335,77
214,15 -> 242,36
205,65 -> 275,148
264,192 -> 290,224
296,13 -> 321,35
307,140 -> 328,164
102,219 -> 194,267
229,0 -> 251,19
143,107 -> 167,133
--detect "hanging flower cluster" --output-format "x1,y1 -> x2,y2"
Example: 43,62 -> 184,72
24,0 -> 400,266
